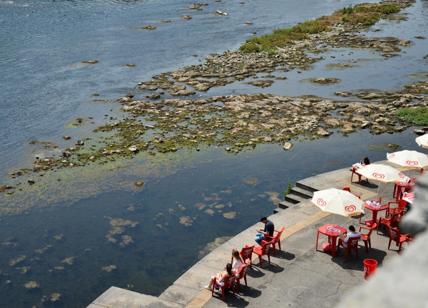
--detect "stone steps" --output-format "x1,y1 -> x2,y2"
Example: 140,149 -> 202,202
279,182 -> 318,209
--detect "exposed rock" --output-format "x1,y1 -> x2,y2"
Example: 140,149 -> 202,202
134,181 -> 145,188
316,128 -> 331,137
283,142 -> 293,150
188,3 -> 207,10
81,60 -> 98,64
128,145 -> 138,152
62,136 -> 71,140
247,79 -> 274,88
142,25 -> 156,30
309,77 -> 341,85
215,10 -> 229,16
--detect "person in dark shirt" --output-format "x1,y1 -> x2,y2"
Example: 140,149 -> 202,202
255,217 -> 275,244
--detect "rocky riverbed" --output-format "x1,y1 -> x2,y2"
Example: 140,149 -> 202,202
1,0 -> 427,208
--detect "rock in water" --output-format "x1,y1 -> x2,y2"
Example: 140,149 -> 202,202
81,60 -> 98,64
24,281 -> 39,290
134,181 -> 145,188
283,142 -> 293,150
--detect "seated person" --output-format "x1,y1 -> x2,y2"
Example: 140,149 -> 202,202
339,225 -> 361,248
205,263 -> 233,290
231,249 -> 244,275
352,156 -> 370,170
255,217 -> 274,245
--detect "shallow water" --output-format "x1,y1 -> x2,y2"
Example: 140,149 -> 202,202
0,0 -> 378,179
0,129 -> 423,307
0,0 -> 427,307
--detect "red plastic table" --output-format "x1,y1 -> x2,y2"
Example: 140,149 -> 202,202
316,224 -> 346,256
364,201 -> 389,225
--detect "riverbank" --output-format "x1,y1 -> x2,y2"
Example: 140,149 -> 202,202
1,0 -> 426,201
90,159 -> 421,307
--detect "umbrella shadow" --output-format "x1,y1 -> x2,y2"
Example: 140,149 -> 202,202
331,246 -> 387,271
354,180 -> 378,189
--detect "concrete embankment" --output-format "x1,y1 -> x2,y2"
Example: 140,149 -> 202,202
89,160 -> 412,307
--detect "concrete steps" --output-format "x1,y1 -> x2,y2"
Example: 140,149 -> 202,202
278,181 -> 318,209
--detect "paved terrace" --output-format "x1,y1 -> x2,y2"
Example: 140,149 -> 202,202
89,161 -> 420,308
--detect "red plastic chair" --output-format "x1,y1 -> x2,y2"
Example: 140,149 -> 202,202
393,178 -> 415,200
252,240 -> 272,267
339,236 -> 360,259
386,225 -> 412,252
387,199 -> 407,217
265,227 -> 285,252
211,274 -> 236,299
234,264 -> 248,291
359,223 -> 377,253
240,245 -> 254,266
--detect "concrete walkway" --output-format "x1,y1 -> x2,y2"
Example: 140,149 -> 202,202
89,162 -> 420,308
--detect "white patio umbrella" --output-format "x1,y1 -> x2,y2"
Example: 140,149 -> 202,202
357,163 -> 406,199
416,134 -> 428,148
387,150 -> 428,169
311,188 -> 364,217
357,164 -> 405,183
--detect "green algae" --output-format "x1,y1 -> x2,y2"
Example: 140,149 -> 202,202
396,107 -> 428,125
240,2 -> 403,53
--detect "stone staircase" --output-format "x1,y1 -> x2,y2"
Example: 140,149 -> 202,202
278,181 -> 318,209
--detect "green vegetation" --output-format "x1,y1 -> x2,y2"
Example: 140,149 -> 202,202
396,107 -> 428,126
240,3 -> 401,53
284,182 -> 294,197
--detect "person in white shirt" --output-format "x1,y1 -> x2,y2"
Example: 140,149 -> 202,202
339,225 -> 361,248
231,249 -> 244,275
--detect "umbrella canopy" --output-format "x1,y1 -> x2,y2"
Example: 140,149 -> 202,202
311,188 -> 364,217
357,164 -> 405,183
387,150 -> 428,168
416,134 -> 428,148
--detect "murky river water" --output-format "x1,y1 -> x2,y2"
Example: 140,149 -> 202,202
0,0 -> 427,306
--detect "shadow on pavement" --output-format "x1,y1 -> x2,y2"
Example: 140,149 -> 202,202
256,262 -> 284,273
355,180 -> 378,189
235,285 -> 262,298
214,292 -> 250,307
246,266 -> 265,278
331,246 -> 388,271
272,250 -> 295,260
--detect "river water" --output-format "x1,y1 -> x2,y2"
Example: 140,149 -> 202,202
0,0 -> 427,307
